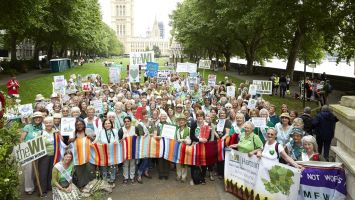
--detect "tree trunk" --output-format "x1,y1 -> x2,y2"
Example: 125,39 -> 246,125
224,52 -> 231,71
10,33 -> 17,61
286,28 -> 304,80
33,41 -> 40,68
47,42 -> 54,61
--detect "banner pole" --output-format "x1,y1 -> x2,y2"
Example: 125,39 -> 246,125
32,161 -> 43,196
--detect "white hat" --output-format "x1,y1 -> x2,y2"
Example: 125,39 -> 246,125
53,113 -> 62,118
50,93 -> 58,98
35,94 -> 44,101
32,111 -> 43,118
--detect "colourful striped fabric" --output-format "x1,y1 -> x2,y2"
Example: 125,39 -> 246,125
54,136 -> 225,166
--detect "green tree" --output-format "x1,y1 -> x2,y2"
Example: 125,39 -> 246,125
152,45 -> 161,58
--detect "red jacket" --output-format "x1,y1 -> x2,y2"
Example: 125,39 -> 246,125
0,92 -> 5,118
7,79 -> 20,95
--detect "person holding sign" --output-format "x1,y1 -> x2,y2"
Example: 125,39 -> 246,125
38,117 -> 60,197
84,106 -> 102,138
261,128 -> 302,169
230,121 -> 263,156
52,150 -> 80,200
155,111 -> 172,180
118,116 -> 139,184
214,108 -> 231,178
253,108 -> 275,144
175,114 -> 191,183
20,111 -> 44,195
93,119 -> 119,185
190,110 -> 211,185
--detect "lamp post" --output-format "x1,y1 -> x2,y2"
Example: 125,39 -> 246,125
303,55 -> 306,109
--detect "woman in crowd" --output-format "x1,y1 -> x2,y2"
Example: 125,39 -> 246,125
155,112 -> 171,180
261,128 -> 301,169
280,104 -> 289,114
38,116 -> 59,197
253,108 -> 274,144
20,111 -> 44,195
275,113 -> 293,146
292,117 -> 304,129
230,112 -> 245,136
114,102 -> 126,128
214,108 -> 231,178
190,110 -> 210,185
61,106 -> 70,118
289,110 -> 298,124
230,121 -> 263,156
301,135 -> 321,161
118,116 -> 139,184
52,151 -> 80,200
136,110 -> 155,183
69,119 -> 95,188
53,113 -> 62,131
285,128 -> 304,161
70,107 -> 81,119
175,113 -> 191,183
84,106 -> 102,137
79,101 -> 88,119
94,119 -> 119,185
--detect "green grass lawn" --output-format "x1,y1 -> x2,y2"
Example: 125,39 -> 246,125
0,57 -> 316,114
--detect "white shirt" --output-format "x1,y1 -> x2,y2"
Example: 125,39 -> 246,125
262,141 -> 284,161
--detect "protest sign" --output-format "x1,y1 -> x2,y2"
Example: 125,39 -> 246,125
157,70 -> 171,84
129,64 -> 140,83
18,104 -> 33,117
225,149 -> 301,200
217,119 -> 226,132
81,82 -> 91,92
247,99 -> 257,109
252,80 -> 272,95
130,51 -> 154,65
199,59 -> 211,69
208,75 -> 217,87
53,75 -> 66,90
188,76 -> 198,91
252,117 -> 267,128
109,67 -> 121,83
249,84 -> 257,96
146,62 -> 159,77
176,62 -> 188,73
13,136 -> 47,166
161,124 -> 177,140
227,86 -> 236,97
61,117 -> 76,138
91,100 -> 103,115
187,62 -> 197,73
298,161 -> 346,200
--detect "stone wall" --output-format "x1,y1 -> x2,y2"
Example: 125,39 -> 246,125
330,96 -> 355,200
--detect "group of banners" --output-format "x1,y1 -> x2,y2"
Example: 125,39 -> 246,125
224,150 -> 347,200
54,136 -> 226,167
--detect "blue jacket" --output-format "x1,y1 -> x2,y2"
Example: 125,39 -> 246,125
312,111 -> 338,139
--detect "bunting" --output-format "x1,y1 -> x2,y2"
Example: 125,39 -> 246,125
54,136 -> 225,166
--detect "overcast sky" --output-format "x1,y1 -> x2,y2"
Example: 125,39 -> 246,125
99,0 -> 181,37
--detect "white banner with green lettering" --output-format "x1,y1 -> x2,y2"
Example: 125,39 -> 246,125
13,136 -> 47,166
224,149 -> 301,200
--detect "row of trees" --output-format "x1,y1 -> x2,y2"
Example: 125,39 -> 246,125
170,0 -> 354,78
0,0 -> 123,63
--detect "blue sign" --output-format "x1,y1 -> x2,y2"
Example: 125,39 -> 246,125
146,62 -> 159,77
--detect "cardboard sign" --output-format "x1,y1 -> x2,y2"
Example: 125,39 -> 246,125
249,84 -> 257,95
252,80 -> 272,95
208,75 -> 217,87
187,62 -> 197,73
252,117 -> 267,128
161,124 -> 177,140
13,136 -> 47,166
130,51 -> 154,65
157,70 -> 170,84
226,86 -> 236,97
176,62 -> 188,73
91,100 -> 103,115
53,75 -> 66,90
247,98 -> 257,109
216,119 -> 226,132
146,62 -> 159,77
109,67 -> 121,83
61,117 -> 76,138
129,64 -> 140,83
18,104 -> 33,117
198,60 -> 211,69
81,82 -> 91,92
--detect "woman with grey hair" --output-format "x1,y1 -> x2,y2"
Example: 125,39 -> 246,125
252,108 -> 275,144
301,135 -> 320,161
230,121 -> 263,156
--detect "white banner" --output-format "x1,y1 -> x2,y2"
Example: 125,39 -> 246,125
13,136 -> 47,166
53,75 -> 66,90
176,62 -> 197,73
227,86 -> 236,97
252,80 -> 273,95
225,149 -> 301,200
130,51 -> 154,65
60,117 -> 76,138
199,60 -> 211,69
161,124 -> 177,140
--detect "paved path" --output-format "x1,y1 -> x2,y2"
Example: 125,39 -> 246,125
0,68 -> 50,85
20,167 -> 236,200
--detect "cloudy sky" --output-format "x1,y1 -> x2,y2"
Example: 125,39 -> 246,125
99,0 -> 181,37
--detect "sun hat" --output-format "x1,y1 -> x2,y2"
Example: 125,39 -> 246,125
32,111 -> 43,118
50,93 -> 58,98
35,94 -> 45,101
176,113 -> 187,121
280,112 -> 291,119
53,113 -> 62,119
176,104 -> 183,108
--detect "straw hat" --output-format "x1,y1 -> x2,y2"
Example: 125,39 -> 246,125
280,112 -> 291,119
53,113 -> 62,119
35,94 -> 44,101
32,111 -> 43,118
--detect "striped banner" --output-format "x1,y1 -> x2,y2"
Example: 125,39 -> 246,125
54,136 -> 225,166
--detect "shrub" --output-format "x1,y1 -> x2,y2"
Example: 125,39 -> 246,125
0,122 -> 20,200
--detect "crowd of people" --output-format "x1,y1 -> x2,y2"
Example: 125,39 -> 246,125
15,69 -> 338,199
